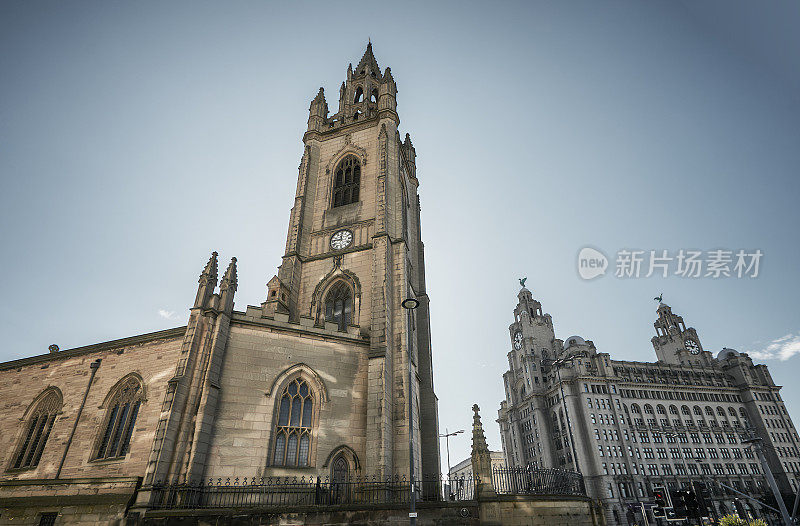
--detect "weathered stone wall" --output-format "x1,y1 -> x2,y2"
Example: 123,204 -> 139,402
0,503 -> 127,525
202,318 -> 369,481
0,329 -> 184,481
136,496 -> 601,525
140,501 -> 479,525
0,477 -> 139,525
478,495 -> 603,526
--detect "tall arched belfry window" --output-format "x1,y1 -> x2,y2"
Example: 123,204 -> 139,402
11,389 -> 61,469
95,376 -> 143,459
332,156 -> 360,207
273,378 -> 314,466
324,281 -> 352,331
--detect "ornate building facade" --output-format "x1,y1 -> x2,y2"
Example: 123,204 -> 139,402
498,286 -> 800,525
0,44 -> 440,525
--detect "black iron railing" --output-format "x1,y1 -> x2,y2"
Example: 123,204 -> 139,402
148,474 -> 478,510
492,467 -> 586,496
147,468 -> 585,510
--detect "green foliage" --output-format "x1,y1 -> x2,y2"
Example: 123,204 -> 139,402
718,514 -> 767,526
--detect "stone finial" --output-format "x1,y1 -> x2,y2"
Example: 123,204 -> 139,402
220,257 -> 237,292
356,41 -> 381,79
219,257 -> 237,314
310,87 -> 327,111
195,251 -> 219,309
471,404 -> 496,498
200,251 -> 219,284
383,66 -> 395,88
308,88 -> 328,131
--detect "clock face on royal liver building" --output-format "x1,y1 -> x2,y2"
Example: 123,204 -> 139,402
684,338 -> 700,354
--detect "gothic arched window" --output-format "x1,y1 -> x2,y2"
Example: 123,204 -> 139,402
11,389 -> 61,469
95,376 -> 143,460
273,378 -> 314,466
324,281 -> 352,331
332,156 -> 360,208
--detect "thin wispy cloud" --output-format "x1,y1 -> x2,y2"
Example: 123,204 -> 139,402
748,333 -> 800,361
158,309 -> 179,321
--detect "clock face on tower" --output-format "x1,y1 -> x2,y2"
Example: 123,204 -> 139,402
330,229 -> 353,251
513,332 -> 523,350
684,338 -> 700,355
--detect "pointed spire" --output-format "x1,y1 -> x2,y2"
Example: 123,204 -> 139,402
383,66 -> 394,86
220,257 -> 237,292
308,87 -> 328,132
200,251 -> 218,282
194,251 -> 219,308
470,404 -> 496,498
471,404 -> 490,454
355,42 -> 381,79
309,87 -> 327,116
220,257 -> 237,314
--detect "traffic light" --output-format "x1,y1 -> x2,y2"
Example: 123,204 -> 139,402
653,485 -> 670,507
684,489 -> 699,516
670,490 -> 688,518
694,483 -> 712,517
652,484 -> 671,518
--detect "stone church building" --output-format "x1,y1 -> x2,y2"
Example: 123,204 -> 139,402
0,44 -> 440,525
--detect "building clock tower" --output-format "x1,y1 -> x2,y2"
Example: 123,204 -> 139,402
651,301 -> 711,366
262,43 -> 439,479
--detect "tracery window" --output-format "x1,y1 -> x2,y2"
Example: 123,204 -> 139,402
11,389 -> 61,469
273,378 -> 314,466
324,281 -> 352,331
332,156 -> 360,208
95,377 -> 143,459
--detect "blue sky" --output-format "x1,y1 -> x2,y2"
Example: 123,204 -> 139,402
1,0 -> 799,472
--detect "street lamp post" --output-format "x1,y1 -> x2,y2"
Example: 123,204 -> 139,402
401,297 -> 420,526
439,428 -> 464,479
742,430 -> 793,525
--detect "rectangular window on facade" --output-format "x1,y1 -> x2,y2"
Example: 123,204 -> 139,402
38,513 -> 58,526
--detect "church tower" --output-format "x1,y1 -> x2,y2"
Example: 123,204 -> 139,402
265,43 -> 439,478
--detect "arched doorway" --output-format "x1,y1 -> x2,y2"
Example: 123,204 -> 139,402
330,455 -> 349,503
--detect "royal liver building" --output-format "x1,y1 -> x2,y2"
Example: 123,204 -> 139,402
498,285 -> 800,525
